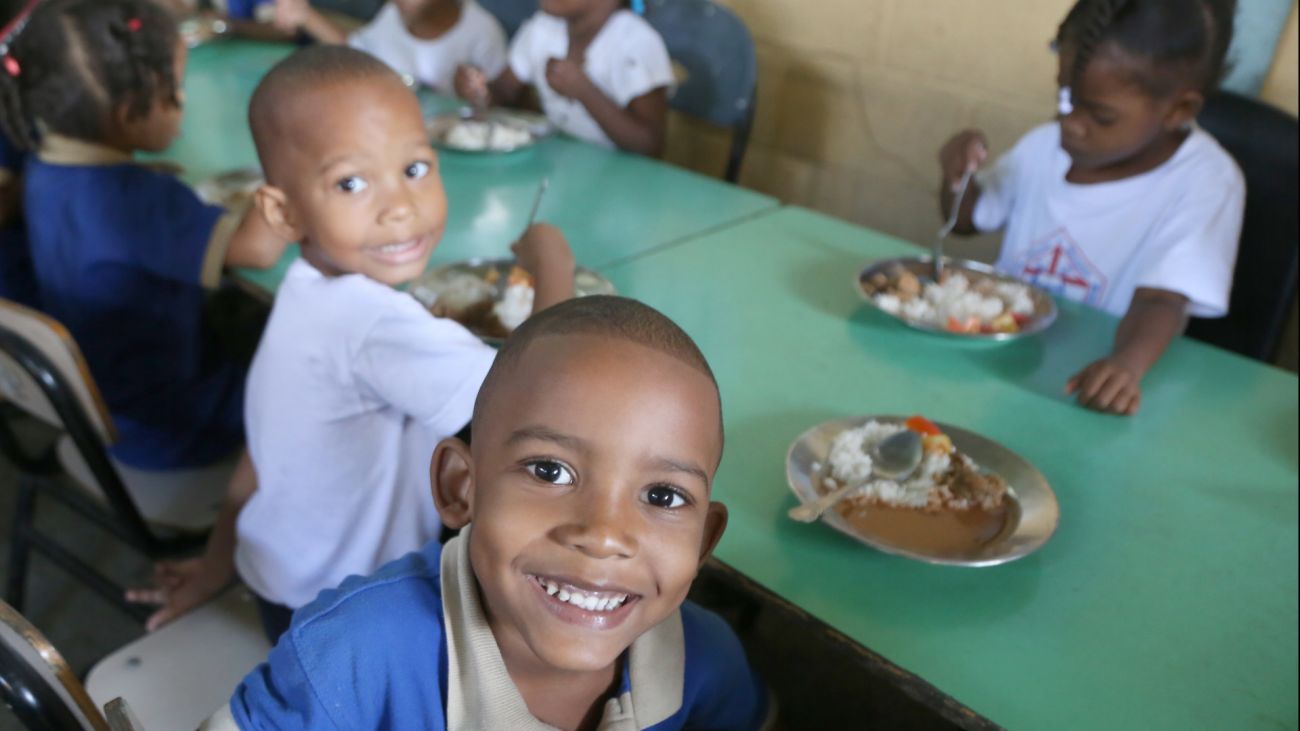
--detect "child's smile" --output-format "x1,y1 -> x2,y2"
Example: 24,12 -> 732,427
527,572 -> 639,629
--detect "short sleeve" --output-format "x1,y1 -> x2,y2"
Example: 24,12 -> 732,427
355,300 -> 495,436
127,169 -> 225,286
679,602 -> 773,731
471,10 -> 509,80
229,634 -> 339,730
972,125 -> 1053,234
1133,165 -> 1244,318
347,4 -> 395,56
608,21 -> 674,107
507,15 -> 541,83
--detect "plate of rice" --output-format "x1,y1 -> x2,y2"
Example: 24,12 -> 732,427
857,257 -> 1057,340
426,111 -> 542,154
786,415 -> 1058,566
409,258 -> 615,343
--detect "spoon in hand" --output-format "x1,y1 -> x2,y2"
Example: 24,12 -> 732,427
788,429 -> 924,524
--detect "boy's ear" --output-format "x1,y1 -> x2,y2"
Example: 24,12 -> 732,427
697,501 -> 728,567
253,184 -> 304,244
431,437 -> 475,529
1164,88 -> 1204,132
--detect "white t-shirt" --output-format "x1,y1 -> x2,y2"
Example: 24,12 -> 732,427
236,259 -> 495,608
973,122 -> 1244,318
349,0 -> 507,93
508,10 -> 673,148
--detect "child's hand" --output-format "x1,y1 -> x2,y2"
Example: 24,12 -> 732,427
455,65 -> 490,108
1066,357 -> 1142,416
513,222 -> 574,279
126,556 -> 233,632
271,0 -> 309,32
545,58 -> 591,100
939,130 -> 988,191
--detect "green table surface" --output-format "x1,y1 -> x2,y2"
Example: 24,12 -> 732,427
603,206 -> 1300,730
164,41 -> 777,292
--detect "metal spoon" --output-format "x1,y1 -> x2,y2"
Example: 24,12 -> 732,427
494,178 -> 549,300
788,429 -> 924,524
933,168 -> 975,282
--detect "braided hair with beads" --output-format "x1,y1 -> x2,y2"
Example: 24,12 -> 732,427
0,0 -> 181,151
1056,0 -> 1236,100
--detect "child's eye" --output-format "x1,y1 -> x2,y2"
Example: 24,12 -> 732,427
526,460 -> 574,486
643,485 -> 689,509
405,161 -> 431,180
336,176 -> 368,193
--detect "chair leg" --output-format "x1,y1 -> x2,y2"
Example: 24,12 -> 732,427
6,475 -> 37,612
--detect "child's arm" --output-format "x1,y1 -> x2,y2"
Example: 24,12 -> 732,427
1066,287 -> 1189,416
455,65 -> 530,109
513,222 -> 575,312
937,129 -> 989,235
126,452 -> 257,630
271,0 -> 348,43
546,58 -> 668,156
223,202 -> 290,270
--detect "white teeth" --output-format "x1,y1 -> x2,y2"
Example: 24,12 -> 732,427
535,576 -> 629,612
557,589 -> 570,601
545,581 -> 558,596
584,596 -> 599,611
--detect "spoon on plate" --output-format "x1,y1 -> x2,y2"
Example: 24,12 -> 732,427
787,429 -> 924,523
933,168 -> 975,282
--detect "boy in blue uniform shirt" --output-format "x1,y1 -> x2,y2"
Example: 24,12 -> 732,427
209,296 -> 774,730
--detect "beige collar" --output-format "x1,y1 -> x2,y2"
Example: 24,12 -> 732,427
441,528 -> 685,731
37,133 -> 133,166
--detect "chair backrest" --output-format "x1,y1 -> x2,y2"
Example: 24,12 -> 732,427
476,0 -> 536,38
644,0 -> 756,129
1186,92 -> 1299,362
0,601 -> 109,731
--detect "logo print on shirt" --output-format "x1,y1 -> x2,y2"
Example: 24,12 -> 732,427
1018,228 -> 1107,306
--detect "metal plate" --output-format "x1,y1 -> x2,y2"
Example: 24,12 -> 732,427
857,256 -> 1058,341
409,257 -> 615,343
179,15 -> 228,48
425,110 -> 545,154
193,168 -> 262,210
786,416 -> 1058,566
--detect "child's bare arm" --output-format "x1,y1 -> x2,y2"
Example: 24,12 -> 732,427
224,204 -> 290,269
938,130 -> 988,235
513,222 -> 575,313
546,59 -> 667,156
455,66 -> 529,109
1066,287 -> 1189,416
272,0 -> 348,43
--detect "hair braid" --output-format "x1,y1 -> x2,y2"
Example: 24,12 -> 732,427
1063,0 -> 1135,88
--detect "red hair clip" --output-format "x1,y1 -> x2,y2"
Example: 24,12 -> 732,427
126,17 -> 142,32
3,55 -> 19,78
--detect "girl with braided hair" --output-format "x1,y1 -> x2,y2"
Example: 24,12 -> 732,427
937,0 -> 1243,416
0,1 -> 287,515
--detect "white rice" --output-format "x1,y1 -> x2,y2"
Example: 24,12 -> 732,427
446,120 -> 532,151
874,272 -> 1035,328
493,282 -> 534,331
824,420 -> 955,509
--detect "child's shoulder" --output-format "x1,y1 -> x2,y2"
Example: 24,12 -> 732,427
1175,126 -> 1244,189
668,600 -> 771,730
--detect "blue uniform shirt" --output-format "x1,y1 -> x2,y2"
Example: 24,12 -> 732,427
24,136 -> 245,469
227,533 -> 772,730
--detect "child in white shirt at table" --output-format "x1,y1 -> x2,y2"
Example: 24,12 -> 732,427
937,0 -> 1243,416
131,45 -> 574,642
272,0 -> 507,93
454,0 -> 673,155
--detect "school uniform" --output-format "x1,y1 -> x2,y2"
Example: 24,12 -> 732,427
23,135 -> 247,469
0,132 -> 39,309
974,122 -> 1245,318
508,10 -> 674,148
215,529 -> 774,730
349,0 -> 507,93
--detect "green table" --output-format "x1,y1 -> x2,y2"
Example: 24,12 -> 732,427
603,207 -> 1300,730
166,41 -> 777,294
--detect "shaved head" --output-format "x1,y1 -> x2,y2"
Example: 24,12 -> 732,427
248,45 -> 404,183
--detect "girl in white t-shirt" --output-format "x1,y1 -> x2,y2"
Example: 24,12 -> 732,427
453,0 -> 673,154
273,0 -> 507,92
938,0 -> 1243,416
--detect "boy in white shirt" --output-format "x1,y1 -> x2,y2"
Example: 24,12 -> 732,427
455,0 -> 674,154
938,0 -> 1242,416
274,0 -> 507,92
130,45 -> 574,640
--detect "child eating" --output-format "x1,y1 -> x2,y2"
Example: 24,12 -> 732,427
937,0 -> 1243,416
206,296 -> 773,730
273,0 -> 507,93
454,0 -> 672,155
131,45 -> 575,641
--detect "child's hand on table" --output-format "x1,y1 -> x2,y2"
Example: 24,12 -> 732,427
545,58 -> 592,100
1067,357 -> 1142,416
126,555 -> 233,632
454,65 -> 491,108
939,129 -> 988,191
513,222 -> 575,312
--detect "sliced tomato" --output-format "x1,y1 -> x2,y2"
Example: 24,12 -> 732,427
946,316 -> 965,333
905,415 -> 942,436
1012,312 -> 1032,326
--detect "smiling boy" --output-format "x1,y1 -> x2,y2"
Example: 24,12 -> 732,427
214,296 -> 772,730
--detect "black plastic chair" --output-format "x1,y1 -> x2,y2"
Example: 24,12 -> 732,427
645,0 -> 757,182
0,300 -> 228,622
1186,91 -> 1299,362
477,0 -> 536,38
